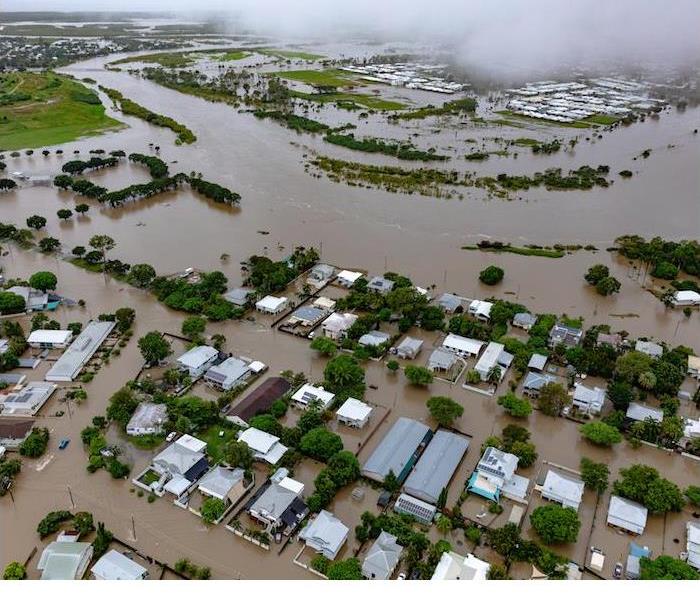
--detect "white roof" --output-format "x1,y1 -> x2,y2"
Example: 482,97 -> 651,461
431,551 -> 490,580
322,312 -> 357,331
27,329 -> 72,345
45,320 -> 115,381
237,427 -> 280,453
626,402 -> 663,423
175,434 -> 207,453
299,510 -> 349,560
91,550 -> 147,580
674,290 -> 700,304
336,397 -> 372,421
607,495 -> 648,534
255,295 -> 287,311
443,333 -> 484,355
687,521 -> 700,569
469,299 -> 493,318
292,383 -> 335,409
177,345 -> 218,369
278,476 -> 304,495
164,475 -> 191,496
684,418 -> 700,439
573,384 -> 606,412
38,540 -> 92,580
635,340 -> 663,357
528,353 -> 548,370
249,360 -> 267,373
475,341 -> 505,374
688,355 -> 700,372
337,270 -> 362,283
541,470 -> 584,509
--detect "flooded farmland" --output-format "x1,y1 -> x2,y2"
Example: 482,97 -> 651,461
1,38 -> 700,582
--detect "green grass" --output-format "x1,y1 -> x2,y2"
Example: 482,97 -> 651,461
494,110 -> 592,129
0,72 -> 123,150
110,52 -> 196,68
581,114 -> 621,125
218,50 -> 251,61
127,434 -> 165,450
272,68 -> 359,88
461,244 -> 565,258
139,469 -> 161,486
199,424 -> 237,463
513,137 -> 540,146
292,90 -> 405,111
260,49 -> 324,61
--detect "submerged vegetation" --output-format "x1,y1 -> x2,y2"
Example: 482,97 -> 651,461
323,133 -> 448,161
389,97 -> 478,121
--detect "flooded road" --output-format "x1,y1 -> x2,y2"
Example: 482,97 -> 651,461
1,48 -> 699,579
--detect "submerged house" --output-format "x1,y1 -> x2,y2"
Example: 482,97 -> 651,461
247,472 -> 307,534
225,377 -> 291,426
442,333 -> 483,358
299,510 -> 349,560
223,287 -> 254,307
607,495 -> 648,535
548,323 -> 583,349
321,312 -> 358,340
431,551 -> 490,580
237,427 -> 288,465
176,345 -> 219,379
466,446 -> 519,502
367,276 -> 395,295
203,356 -> 250,391
291,383 -> 335,411
336,398 -> 372,429
38,532 -> 93,580
362,531 -> 403,580
150,434 -> 209,497
540,469 -> 585,511
91,550 -> 148,580
126,402 -> 168,436
395,336 -> 423,360
255,295 -> 288,315
7,285 -> 60,312
572,383 -> 606,415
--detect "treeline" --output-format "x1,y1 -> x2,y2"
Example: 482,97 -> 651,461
253,109 -> 329,133
61,156 -> 118,175
614,235 -> 700,279
188,177 -> 241,205
482,165 -> 611,192
324,133 -> 448,161
389,97 -> 478,121
100,175 -> 186,207
128,153 -> 169,178
101,86 -> 197,145
54,175 -> 107,198
243,246 -> 319,295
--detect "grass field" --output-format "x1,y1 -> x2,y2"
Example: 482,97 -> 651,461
0,72 -> 123,150
218,50 -> 252,61
461,244 -> 566,258
494,110 -> 593,129
292,90 -> 406,110
273,68 -> 360,88
111,51 -> 196,68
260,48 -> 324,60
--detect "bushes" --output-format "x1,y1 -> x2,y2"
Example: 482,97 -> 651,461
19,427 -> 49,458
307,451 -> 360,512
299,428 -> 344,462
404,365 -> 433,386
37,510 -> 74,538
174,558 -> 211,579
497,392 -> 532,418
426,395 -> 463,426
530,505 -> 580,545
579,421 -> 622,446
479,265 -> 504,285
584,264 -> 621,296
200,497 -> 227,523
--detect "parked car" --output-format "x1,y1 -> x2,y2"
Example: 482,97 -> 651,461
165,432 -> 177,442
58,438 -> 70,450
613,562 -> 623,579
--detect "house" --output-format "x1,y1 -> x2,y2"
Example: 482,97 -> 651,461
437,293 -> 462,314
126,402 -> 168,436
474,341 -> 511,382
394,493 -> 437,524
197,466 -> 248,508
431,551 -> 490,580
27,329 -> 73,349
403,430 -> 469,506
308,263 -> 335,284
684,418 -> 700,442
237,427 -> 288,465
292,383 -> 335,411
336,270 -> 363,288
635,340 -> 663,358
0,382 -> 57,416
572,383 -> 606,415
549,323 -> 583,348
151,435 -> 209,496
313,296 -> 336,311
204,356 -> 250,391
528,353 -> 548,372
687,521 -> 700,570
225,377 -> 291,426
597,332 -> 623,348
177,345 -> 219,379
255,295 -> 288,314
442,333 -> 484,358
672,290 -> 700,307
286,306 -> 328,329
247,471 -> 307,532
625,542 -> 651,580
91,549 -> 148,580
223,287 -> 254,307
321,312 -> 357,340
0,417 -> 34,450
522,371 -> 558,397
513,312 -> 536,331
625,402 -> 663,425
336,398 -> 372,428
362,417 -> 432,483
688,355 -> 700,379
37,532 -> 93,580
358,330 -> 391,348
362,531 -> 403,580
45,321 -> 115,382
428,348 -> 457,372
466,446 -> 519,502
540,469 -> 585,511
367,276 -> 395,295
395,336 -> 423,359
607,495 -> 648,535
7,285 -> 60,312
299,510 -> 349,560
0,339 -> 8,355
468,299 -> 493,321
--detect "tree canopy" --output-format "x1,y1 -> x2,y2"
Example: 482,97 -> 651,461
427,395 -> 464,426
530,505 -> 581,545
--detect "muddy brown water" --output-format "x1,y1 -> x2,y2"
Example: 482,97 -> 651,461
1,49 -> 700,579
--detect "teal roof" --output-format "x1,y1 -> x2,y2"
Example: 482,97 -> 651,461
466,472 -> 499,502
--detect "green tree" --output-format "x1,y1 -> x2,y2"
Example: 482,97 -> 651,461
685,485 -> 700,507
128,263 -> 156,288
613,464 -> 685,514
640,555 -> 699,580
29,271 -> 58,292
26,214 -> 47,230
497,392 -> 532,418
57,208 -> 73,220
530,505 -> 580,545
537,382 -> 569,416
224,440 -> 253,471
404,365 -> 434,386
181,315 -> 206,339
310,336 -> 337,357
580,458 -> 609,494
487,564 -> 509,580
580,421 -> 622,446
427,395 -> 463,426
200,497 -> 227,523
436,514 -> 453,535
19,427 -> 49,458
584,264 -> 609,285
323,354 -> 365,397
326,558 -> 362,580
299,427 -> 344,462
138,331 -> 171,365
3,561 -> 26,580
75,203 -> 90,215
39,237 -> 60,253
0,292 -> 25,315
89,234 -> 116,268
595,276 -> 621,296
479,265 -> 504,285
382,469 -> 400,493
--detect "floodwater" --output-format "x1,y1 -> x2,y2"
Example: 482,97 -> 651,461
1,47 -> 700,579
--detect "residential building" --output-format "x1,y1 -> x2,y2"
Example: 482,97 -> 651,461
468,299 -> 493,321
394,493 -> 437,524
292,383 -> 335,410
255,295 -> 288,314
225,377 -> 291,426
395,336 -> 423,359
299,510 -> 349,560
428,348 -> 457,372
635,340 -> 663,358
688,355 -> 700,379
336,398 -> 372,428
540,470 -> 585,511
91,550 -> 148,580
522,371 -> 558,397
7,285 -> 60,312
150,435 -> 209,497
403,430 -> 470,506
313,296 -> 336,311
0,417 -> 34,450
358,330 -> 390,348
37,533 -> 93,580
177,345 -> 219,379
572,383 -> 606,415
27,329 -> 73,349
367,276 -> 395,295
223,287 -> 254,307
247,473 -> 307,533
474,341 -> 511,382
237,427 -> 288,465
625,542 -> 651,579
45,321 -> 115,382
126,402 -> 168,436
204,356 -> 250,391
286,305 -> 327,328
0,382 -> 57,416
321,312 -> 357,340
548,323 -> 583,348
513,312 -> 536,331
466,446 -> 519,502
431,551 -> 490,580
687,521 -> 700,570
672,290 -> 700,307
597,332 -> 623,348
336,270 -> 363,288
607,495 -> 648,535
442,333 -> 484,358
197,466 -> 248,508
625,402 -> 663,425
362,531 -> 403,580
437,293 -> 462,314
362,417 -> 432,483
308,263 -> 335,283
528,353 -> 548,372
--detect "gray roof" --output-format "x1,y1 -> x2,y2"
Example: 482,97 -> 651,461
249,482 -> 298,521
476,446 -> 518,482
290,305 -> 326,323
310,264 -> 335,279
198,466 -> 244,499
403,430 -> 470,505
513,312 -> 537,327
299,510 -> 349,560
91,550 -> 147,580
549,323 -> 582,347
362,531 -> 403,580
607,495 -> 648,534
541,470 -> 585,509
367,276 -> 395,293
126,402 -> 167,431
204,356 -> 249,386
45,320 -> 116,381
635,340 -> 663,358
437,293 -> 462,312
626,402 -> 663,423
223,287 -> 254,306
358,330 -> 391,347
528,353 -> 548,371
362,417 -> 431,482
523,370 -> 557,391
396,336 -> 423,357
428,348 -> 457,370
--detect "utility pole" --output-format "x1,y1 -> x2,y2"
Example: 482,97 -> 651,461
67,485 -> 75,509
131,515 -> 136,540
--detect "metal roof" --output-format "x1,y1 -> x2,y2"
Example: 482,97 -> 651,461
45,320 -> 115,382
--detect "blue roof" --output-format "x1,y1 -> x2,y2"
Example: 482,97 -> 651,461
466,472 -> 499,502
